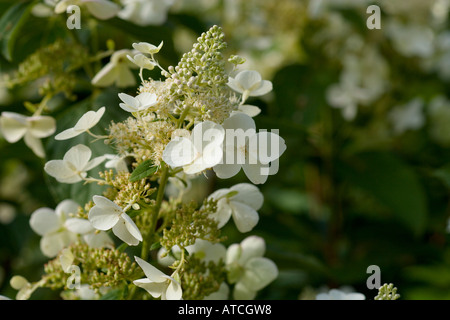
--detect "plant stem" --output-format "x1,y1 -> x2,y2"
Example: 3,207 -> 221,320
140,162 -> 169,262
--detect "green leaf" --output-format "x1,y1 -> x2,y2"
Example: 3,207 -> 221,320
100,288 -> 124,300
129,159 -> 157,182
0,1 -> 34,61
337,151 -> 428,236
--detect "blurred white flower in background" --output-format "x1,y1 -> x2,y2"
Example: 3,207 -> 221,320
428,95 -> 450,146
388,98 -> 425,135
92,49 -> 137,88
118,0 -> 174,26
30,199 -> 80,257
0,112 -> 56,158
226,236 -> 278,300
316,288 -> 366,300
55,0 -> 120,20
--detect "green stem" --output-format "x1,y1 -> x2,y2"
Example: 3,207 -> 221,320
140,162 -> 169,261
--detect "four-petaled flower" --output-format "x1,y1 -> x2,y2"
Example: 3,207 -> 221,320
213,112 -> 286,184
88,195 -> 143,246
133,256 -> 182,300
227,70 -> 273,103
55,107 -> 105,140
29,199 -> 80,257
118,92 -> 158,113
44,144 -> 106,183
163,121 -> 225,174
0,112 -> 56,158
226,236 -> 278,300
208,183 -> 263,233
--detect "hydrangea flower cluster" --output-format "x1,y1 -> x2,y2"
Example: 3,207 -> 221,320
8,25 -> 285,300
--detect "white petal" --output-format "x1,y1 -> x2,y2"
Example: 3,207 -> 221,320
83,231 -> 114,248
242,163 -> 269,185
222,112 -> 256,131
92,63 -> 118,87
235,70 -> 262,91
114,64 -> 136,88
44,160 -> 83,183
55,199 -> 80,220
230,183 -> 264,210
84,156 -> 106,171
133,279 -> 165,298
240,257 -> 278,291
227,77 -> 244,94
136,92 -> 157,110
249,132 -> 286,164
226,243 -> 241,265
30,208 -> 60,236
165,279 -> 182,300
134,256 -> 167,283
65,218 -> 93,234
40,230 -> 76,258
60,248 -> 75,273
55,128 -> 82,140
238,105 -> 261,117
229,201 -> 259,233
213,163 -> 242,179
23,133 -> 45,158
191,121 -> 225,153
210,198 -> 232,229
118,93 -> 139,112
233,281 -> 257,300
112,219 -> 140,246
27,116 -> 56,138
204,282 -> 229,300
163,137 -> 196,167
239,235 -> 266,264
44,160 -> 81,183
84,0 -> 120,20
187,239 -> 227,263
88,197 -> 121,230
122,213 -> 143,242
0,112 -> 27,143
73,107 -> 105,131
64,144 -> 92,170
249,80 -> 272,96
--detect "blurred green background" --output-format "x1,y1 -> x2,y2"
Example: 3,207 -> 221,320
1,0 -> 450,300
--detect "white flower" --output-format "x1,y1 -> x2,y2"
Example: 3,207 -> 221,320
126,53 -> 156,70
55,0 -> 120,20
60,248 -> 75,273
388,98 -> 425,135
92,49 -> 137,88
118,0 -> 174,26
29,200 -> 80,257
386,19 -> 435,58
44,144 -> 106,184
163,121 -> 225,174
55,107 -> 105,140
133,256 -> 182,300
118,92 -> 158,113
208,183 -> 263,233
88,195 -> 143,246
65,217 -> 114,248
316,288 -> 365,300
226,236 -> 278,300
227,70 -> 272,103
132,41 -> 164,55
0,112 -> 56,158
232,104 -> 261,118
213,113 -> 286,184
